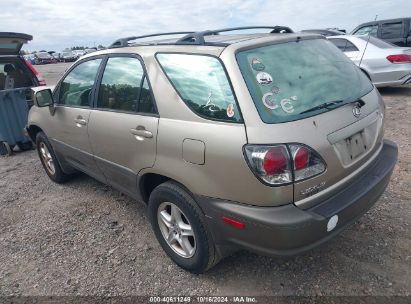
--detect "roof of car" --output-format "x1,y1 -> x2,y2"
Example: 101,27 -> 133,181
351,17 -> 411,33
127,33 -> 287,46
108,26 -> 295,48
80,28 -> 323,60
301,29 -> 346,36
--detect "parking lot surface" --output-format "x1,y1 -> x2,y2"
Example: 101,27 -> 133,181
0,63 -> 410,297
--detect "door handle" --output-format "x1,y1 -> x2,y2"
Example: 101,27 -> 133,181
74,116 -> 87,126
130,126 -> 153,140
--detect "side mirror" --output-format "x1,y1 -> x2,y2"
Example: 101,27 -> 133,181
33,88 -> 54,107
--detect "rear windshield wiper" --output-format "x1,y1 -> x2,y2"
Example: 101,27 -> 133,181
300,99 -> 365,115
300,100 -> 344,115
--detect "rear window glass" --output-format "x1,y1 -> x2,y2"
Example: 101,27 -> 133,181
0,43 -> 18,50
0,60 -> 34,90
357,36 -> 396,48
236,39 -> 373,124
156,53 -> 242,123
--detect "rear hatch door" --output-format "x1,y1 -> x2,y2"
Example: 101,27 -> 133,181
234,37 -> 384,209
0,32 -> 32,55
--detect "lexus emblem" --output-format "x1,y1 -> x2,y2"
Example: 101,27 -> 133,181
352,105 -> 361,118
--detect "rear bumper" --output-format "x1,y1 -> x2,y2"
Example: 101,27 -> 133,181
374,72 -> 411,87
197,140 -> 398,256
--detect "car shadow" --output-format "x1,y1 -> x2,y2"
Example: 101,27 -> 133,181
378,85 -> 411,96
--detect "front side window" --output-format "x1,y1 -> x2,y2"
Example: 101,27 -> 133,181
59,59 -> 102,106
354,25 -> 378,36
236,39 -> 373,124
156,53 -> 242,122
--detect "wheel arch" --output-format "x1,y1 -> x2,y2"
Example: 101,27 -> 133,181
27,124 -> 44,142
138,172 -> 194,205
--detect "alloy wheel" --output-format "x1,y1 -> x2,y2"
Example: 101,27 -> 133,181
39,142 -> 55,175
157,202 -> 196,258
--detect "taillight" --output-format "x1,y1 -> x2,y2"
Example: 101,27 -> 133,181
263,147 -> 288,175
289,144 -> 326,181
244,144 -> 326,185
293,146 -> 310,170
24,59 -> 46,86
386,54 -> 411,64
244,145 -> 292,185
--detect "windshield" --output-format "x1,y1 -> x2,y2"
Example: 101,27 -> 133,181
236,38 -> 373,124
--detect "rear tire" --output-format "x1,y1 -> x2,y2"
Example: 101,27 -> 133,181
36,132 -> 70,183
148,181 -> 219,273
0,142 -> 12,156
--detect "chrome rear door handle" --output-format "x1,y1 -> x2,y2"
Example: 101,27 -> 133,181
130,126 -> 153,140
74,117 -> 87,126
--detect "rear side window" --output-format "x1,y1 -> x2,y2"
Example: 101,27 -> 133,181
97,57 -> 156,114
381,22 -> 403,39
156,53 -> 242,122
329,38 -> 359,52
139,77 -> 155,113
236,39 -> 373,124
59,59 -> 102,106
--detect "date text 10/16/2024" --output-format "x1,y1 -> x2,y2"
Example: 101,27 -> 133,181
149,296 -> 257,303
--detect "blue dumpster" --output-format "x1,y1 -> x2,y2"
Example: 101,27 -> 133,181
0,88 -> 32,155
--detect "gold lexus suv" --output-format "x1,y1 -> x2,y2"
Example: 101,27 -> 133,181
27,26 -> 398,273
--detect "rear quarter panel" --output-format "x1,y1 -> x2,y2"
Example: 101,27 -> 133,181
139,51 -> 294,206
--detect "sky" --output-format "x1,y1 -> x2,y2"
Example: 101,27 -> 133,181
2,0 -> 410,51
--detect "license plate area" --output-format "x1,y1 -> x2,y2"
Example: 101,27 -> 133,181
327,110 -> 382,167
345,131 -> 367,161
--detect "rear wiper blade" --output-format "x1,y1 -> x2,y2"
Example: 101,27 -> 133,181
300,100 -> 344,115
300,99 -> 366,115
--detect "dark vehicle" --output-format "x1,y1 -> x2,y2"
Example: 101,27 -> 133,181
61,51 -> 77,62
35,52 -> 57,64
301,29 -> 346,36
351,17 -> 411,47
0,32 -> 45,154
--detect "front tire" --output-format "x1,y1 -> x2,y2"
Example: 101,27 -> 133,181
148,181 -> 219,273
36,132 -> 70,183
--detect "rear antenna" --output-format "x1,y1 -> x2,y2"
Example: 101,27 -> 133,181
359,14 -> 378,68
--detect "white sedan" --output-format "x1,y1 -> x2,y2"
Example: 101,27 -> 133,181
328,35 -> 411,87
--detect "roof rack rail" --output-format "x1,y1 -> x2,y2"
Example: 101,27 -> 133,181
109,31 -> 195,48
176,26 -> 294,45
